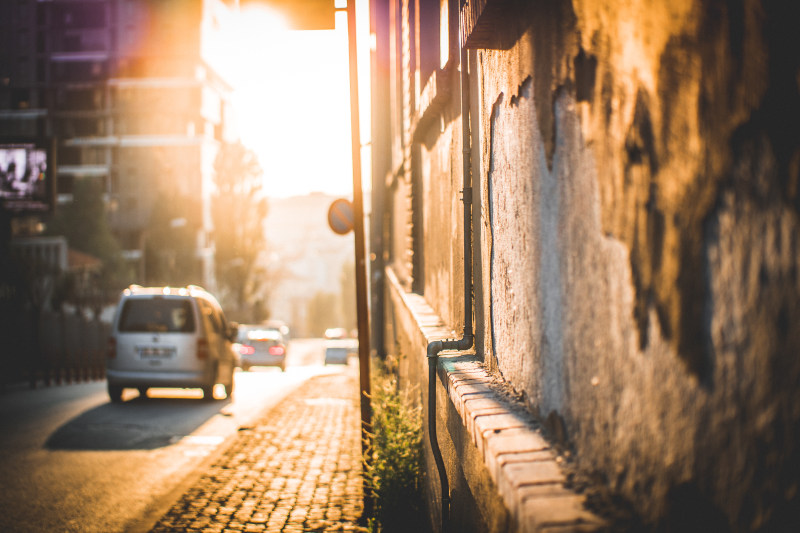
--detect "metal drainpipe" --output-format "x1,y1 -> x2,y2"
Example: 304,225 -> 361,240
427,45 -> 473,533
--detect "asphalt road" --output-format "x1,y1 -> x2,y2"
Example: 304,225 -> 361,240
0,338 -> 339,533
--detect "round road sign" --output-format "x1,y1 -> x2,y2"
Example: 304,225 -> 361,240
328,198 -> 354,235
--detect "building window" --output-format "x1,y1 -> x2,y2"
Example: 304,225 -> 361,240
416,0 -> 440,94
459,0 -> 516,50
36,31 -> 46,54
11,88 -> 28,109
18,30 -> 30,49
59,147 -> 80,165
440,0 -> 450,68
36,4 -> 46,26
63,34 -> 81,52
16,58 -> 31,81
52,3 -> 107,29
52,60 -> 107,82
440,0 -> 459,68
59,174 -> 75,195
82,147 -> 106,165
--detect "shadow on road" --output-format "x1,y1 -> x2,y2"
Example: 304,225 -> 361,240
46,394 -> 231,451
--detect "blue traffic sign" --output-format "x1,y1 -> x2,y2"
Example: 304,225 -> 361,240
328,198 -> 354,235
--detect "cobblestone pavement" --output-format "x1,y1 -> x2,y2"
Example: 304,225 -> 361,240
149,370 -> 367,533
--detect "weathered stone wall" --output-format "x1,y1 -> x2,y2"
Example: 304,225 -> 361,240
376,0 -> 799,529
475,0 -> 800,528
418,108 -> 466,334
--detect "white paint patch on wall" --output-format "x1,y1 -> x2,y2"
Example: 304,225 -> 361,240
487,79 -> 565,412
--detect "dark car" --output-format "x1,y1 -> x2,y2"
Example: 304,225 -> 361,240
235,325 -> 287,371
324,346 -> 349,365
324,339 -> 358,365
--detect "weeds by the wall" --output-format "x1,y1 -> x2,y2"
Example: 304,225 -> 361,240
363,360 -> 429,533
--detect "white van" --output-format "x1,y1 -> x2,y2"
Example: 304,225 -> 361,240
106,285 -> 238,402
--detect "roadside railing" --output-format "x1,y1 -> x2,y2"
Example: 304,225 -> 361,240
1,309 -> 110,390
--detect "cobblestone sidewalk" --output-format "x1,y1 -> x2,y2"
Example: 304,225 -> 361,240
149,370 -> 367,533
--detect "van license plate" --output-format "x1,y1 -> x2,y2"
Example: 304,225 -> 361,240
138,346 -> 176,358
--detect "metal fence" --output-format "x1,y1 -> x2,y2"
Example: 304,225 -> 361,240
1,309 -> 110,389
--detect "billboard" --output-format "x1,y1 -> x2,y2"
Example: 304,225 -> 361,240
0,140 -> 56,213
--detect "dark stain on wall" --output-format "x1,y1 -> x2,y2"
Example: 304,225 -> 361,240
624,89 -> 676,356
573,48 -> 597,103
620,0 -> 800,384
625,91 -> 659,177
743,0 -> 800,211
528,0 -> 577,171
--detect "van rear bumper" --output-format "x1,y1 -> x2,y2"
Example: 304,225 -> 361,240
241,354 -> 285,367
106,369 -> 210,389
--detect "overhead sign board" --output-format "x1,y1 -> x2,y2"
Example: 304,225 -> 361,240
241,0 -> 335,30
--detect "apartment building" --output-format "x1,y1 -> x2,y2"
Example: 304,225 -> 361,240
0,0 -> 238,287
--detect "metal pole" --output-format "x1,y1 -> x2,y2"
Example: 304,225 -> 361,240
345,0 -> 373,517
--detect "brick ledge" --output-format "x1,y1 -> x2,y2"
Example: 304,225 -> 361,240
386,266 -> 605,532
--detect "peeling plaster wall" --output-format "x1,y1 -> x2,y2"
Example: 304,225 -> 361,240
486,82 -> 546,413
473,0 -> 800,528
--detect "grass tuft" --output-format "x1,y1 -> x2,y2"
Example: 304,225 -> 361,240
363,360 -> 429,533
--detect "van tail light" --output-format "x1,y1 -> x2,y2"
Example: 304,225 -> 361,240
197,338 -> 209,360
107,337 -> 116,359
269,344 -> 285,356
238,344 -> 255,356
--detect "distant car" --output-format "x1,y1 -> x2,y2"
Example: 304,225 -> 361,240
235,325 -> 287,372
324,346 -> 349,365
324,327 -> 348,339
106,285 -> 238,402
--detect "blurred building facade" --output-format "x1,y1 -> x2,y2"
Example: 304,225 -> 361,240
0,0 -> 238,288
263,193 -> 355,338
369,0 -> 800,531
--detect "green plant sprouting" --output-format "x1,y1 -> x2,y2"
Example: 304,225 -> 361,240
363,360 -> 429,533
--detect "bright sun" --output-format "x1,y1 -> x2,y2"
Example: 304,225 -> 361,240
205,4 -> 361,199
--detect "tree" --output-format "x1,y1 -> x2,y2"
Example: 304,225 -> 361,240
212,141 -> 268,319
340,261 -> 357,333
306,291 -> 338,337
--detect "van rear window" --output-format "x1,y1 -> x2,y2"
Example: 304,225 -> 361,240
118,298 -> 195,333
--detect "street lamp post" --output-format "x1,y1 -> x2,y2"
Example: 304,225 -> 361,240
344,0 -> 373,517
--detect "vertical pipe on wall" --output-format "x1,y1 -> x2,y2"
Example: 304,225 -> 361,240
426,44 -> 473,533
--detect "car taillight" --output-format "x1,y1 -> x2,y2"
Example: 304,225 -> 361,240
106,337 -> 116,359
269,345 -> 285,356
197,338 -> 209,359
238,344 -> 255,355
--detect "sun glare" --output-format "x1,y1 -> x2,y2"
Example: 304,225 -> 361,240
208,4 -> 358,199
238,5 -> 289,33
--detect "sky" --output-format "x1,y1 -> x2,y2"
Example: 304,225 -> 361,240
210,2 -> 371,199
